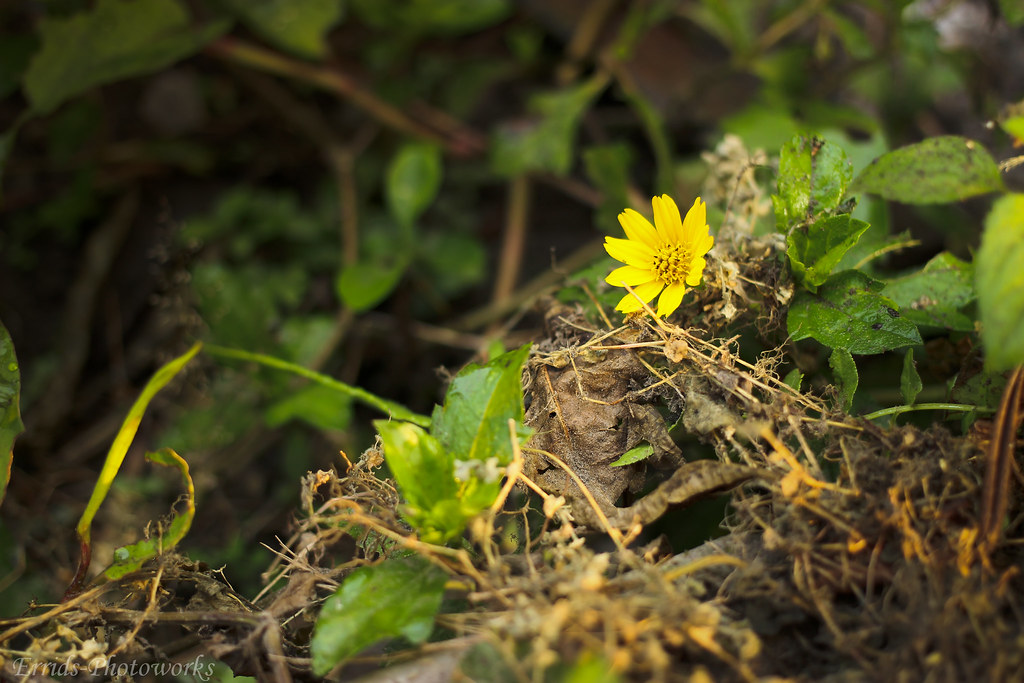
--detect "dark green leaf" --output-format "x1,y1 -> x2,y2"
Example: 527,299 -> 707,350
882,252 -> 975,331
610,442 -> 653,467
0,321 -> 24,506
900,349 -> 923,405
311,556 -> 447,675
491,76 -> 606,177
387,143 -> 443,230
829,348 -> 858,411
787,270 -> 922,354
852,136 -> 1004,203
220,0 -> 344,58
976,193 -> 1024,370
583,143 -> 633,234
431,344 -> 531,466
336,261 -> 406,312
350,0 -> 511,35
951,369 -> 1007,410
105,448 -> 194,579
773,135 -> 852,229
23,0 -> 228,115
786,213 -> 870,289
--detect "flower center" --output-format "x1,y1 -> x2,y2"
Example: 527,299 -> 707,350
652,243 -> 691,284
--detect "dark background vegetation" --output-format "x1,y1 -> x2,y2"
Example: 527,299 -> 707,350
2,0 -> 1023,614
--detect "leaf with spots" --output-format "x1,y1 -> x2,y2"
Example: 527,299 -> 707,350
882,252 -> 975,331
852,136 -> 1004,204
787,270 -> 922,354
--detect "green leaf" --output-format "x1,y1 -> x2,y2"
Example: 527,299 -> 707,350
349,0 -> 511,35
220,0 -> 344,58
23,0 -> 228,115
829,348 -> 858,411
375,421 -> 456,518
882,252 -> 975,331
311,556 -> 447,676
977,193 -> 1024,371
782,368 -> 803,391
610,442 -> 653,467
787,270 -> 923,354
852,136 -> 1004,204
336,260 -> 406,312
0,321 -> 24,507
786,214 -> 870,289
491,76 -> 606,177
583,143 -> 633,234
431,344 -> 531,466
772,135 -> 852,229
105,448 -> 195,579
900,349 -> 923,406
387,142 -> 443,230
76,343 -> 202,549
999,0 -> 1024,26
265,383 -> 352,432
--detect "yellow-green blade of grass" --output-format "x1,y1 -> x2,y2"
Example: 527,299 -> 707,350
65,342 -> 201,598
205,344 -> 430,427
104,448 -> 195,580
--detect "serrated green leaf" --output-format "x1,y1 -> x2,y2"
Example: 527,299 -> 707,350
0,321 -> 24,507
852,136 -> 1004,204
977,193 -> 1024,371
311,556 -> 447,676
431,344 -> 531,466
773,135 -> 852,229
786,213 -> 870,289
105,448 -> 194,579
882,252 -> 975,331
829,348 -> 858,411
220,0 -> 344,58
387,143 -> 443,230
336,260 -> 406,312
23,0 -> 228,115
491,76 -> 606,177
900,349 -> 923,405
787,270 -> 922,354
610,442 -> 653,467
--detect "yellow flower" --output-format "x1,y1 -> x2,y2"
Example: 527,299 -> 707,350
604,195 -> 714,317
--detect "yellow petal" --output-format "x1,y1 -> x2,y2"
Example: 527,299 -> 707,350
615,280 -> 663,313
617,209 -> 660,249
698,233 -> 714,255
604,236 -> 654,268
682,197 -> 708,242
656,281 -> 687,317
685,257 -> 707,286
606,264 -> 656,287
652,195 -> 683,243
